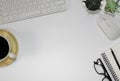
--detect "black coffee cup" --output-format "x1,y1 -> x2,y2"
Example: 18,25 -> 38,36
0,29 -> 18,67
0,35 -> 16,62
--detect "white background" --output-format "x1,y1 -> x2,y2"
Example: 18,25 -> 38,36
0,0 -> 120,81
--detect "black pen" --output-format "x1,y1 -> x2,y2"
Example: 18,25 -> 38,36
110,48 -> 120,70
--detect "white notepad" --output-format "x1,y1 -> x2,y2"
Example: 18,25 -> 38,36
101,44 -> 120,81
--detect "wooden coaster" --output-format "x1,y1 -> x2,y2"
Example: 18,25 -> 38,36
0,29 -> 18,67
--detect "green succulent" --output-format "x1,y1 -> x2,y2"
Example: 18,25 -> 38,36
105,0 -> 120,14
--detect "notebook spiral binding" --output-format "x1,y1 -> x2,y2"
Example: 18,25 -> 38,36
101,53 -> 119,81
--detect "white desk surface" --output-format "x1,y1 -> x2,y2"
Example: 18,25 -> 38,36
0,0 -> 120,81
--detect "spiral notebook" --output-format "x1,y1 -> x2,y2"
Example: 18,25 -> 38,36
101,44 -> 120,81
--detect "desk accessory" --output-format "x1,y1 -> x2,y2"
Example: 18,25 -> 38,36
0,29 -> 18,67
94,58 -> 112,81
101,43 -> 120,81
0,0 -> 66,24
97,14 -> 120,40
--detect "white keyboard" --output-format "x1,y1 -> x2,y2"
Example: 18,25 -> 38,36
0,0 -> 66,24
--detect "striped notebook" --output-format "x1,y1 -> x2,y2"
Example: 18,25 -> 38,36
101,44 -> 120,81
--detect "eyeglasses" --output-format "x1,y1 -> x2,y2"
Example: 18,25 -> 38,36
94,58 -> 112,81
